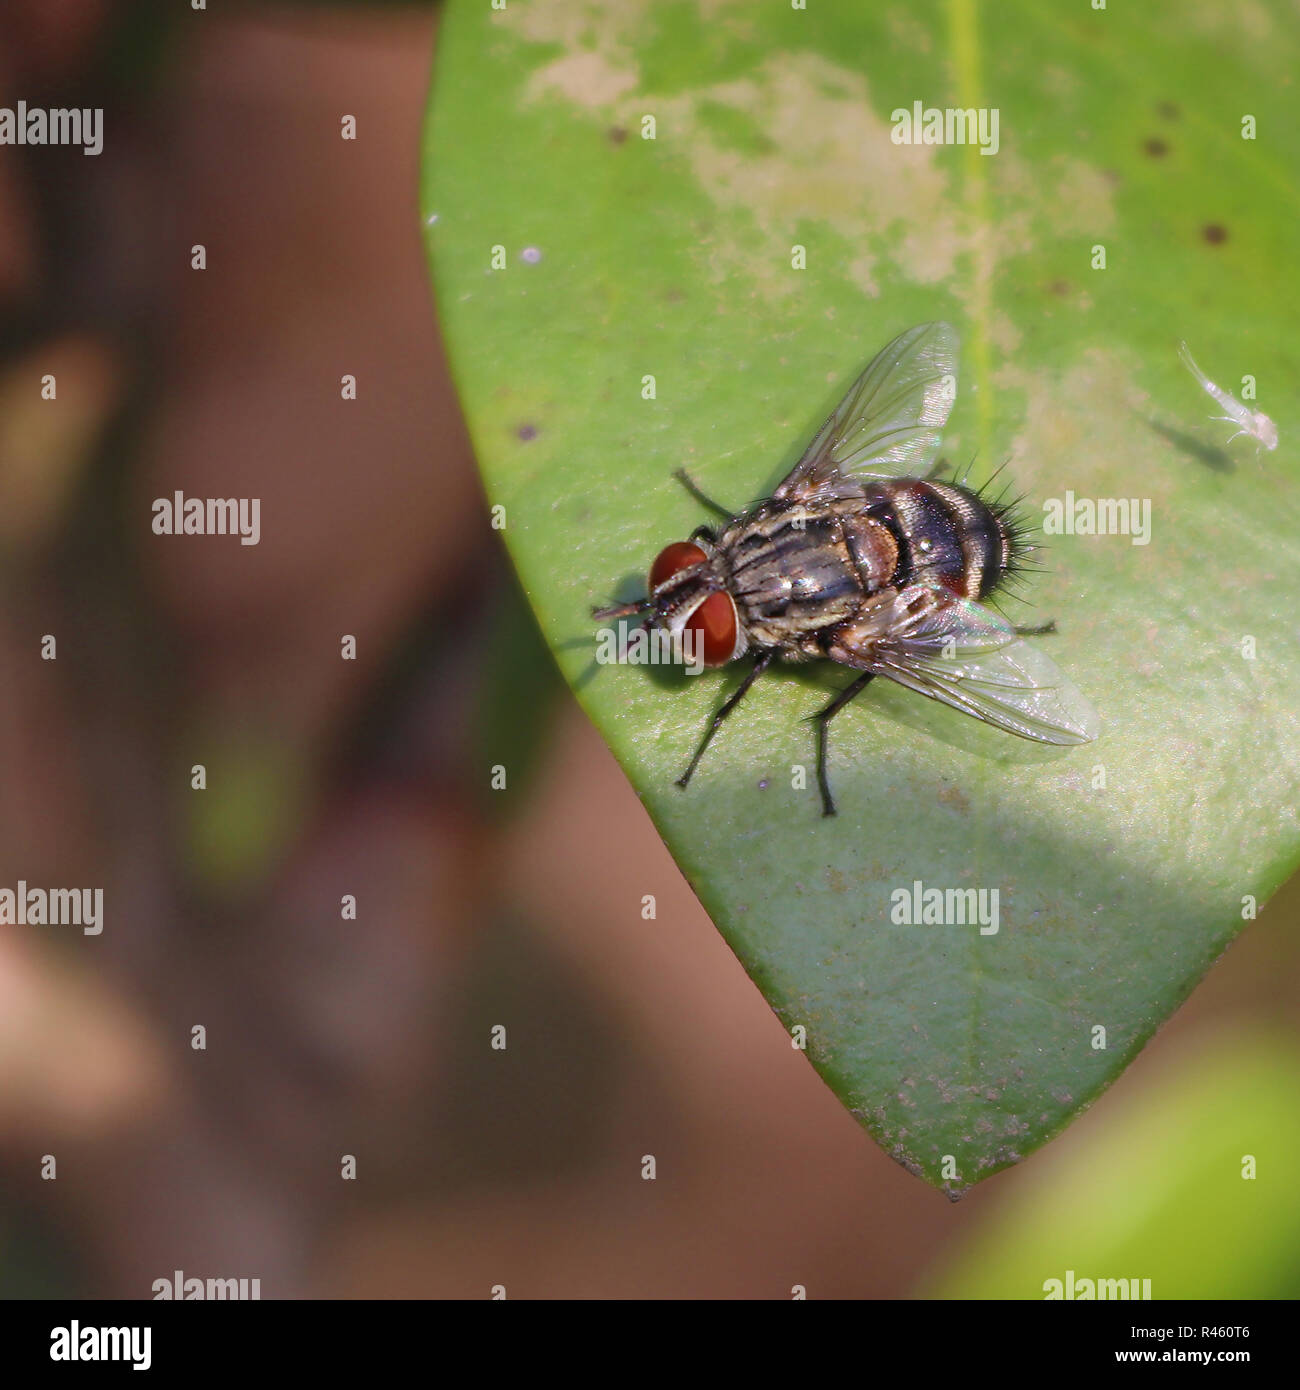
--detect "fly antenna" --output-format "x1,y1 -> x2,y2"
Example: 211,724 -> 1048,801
591,597 -> 652,620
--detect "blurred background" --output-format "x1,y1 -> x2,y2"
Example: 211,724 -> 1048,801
0,1 -> 1297,1299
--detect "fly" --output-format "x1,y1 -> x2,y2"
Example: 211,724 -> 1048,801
593,322 -> 1101,816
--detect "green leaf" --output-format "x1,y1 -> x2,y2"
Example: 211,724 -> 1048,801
924,1031 -> 1300,1297
422,0 -> 1300,1193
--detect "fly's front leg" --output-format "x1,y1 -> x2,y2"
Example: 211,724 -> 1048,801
812,672 -> 875,817
672,468 -> 735,520
676,652 -> 772,790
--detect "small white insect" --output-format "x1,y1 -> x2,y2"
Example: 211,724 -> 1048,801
1179,341 -> 1278,451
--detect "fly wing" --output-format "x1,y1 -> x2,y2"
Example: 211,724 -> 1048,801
827,584 -> 1101,745
775,322 -> 959,501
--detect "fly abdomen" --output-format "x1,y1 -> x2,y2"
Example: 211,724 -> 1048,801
868,479 -> 1013,601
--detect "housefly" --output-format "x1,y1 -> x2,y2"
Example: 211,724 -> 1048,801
593,322 -> 1100,816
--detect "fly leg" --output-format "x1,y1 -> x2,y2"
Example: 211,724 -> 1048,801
1013,619 -> 1056,636
676,652 -> 772,790
672,468 -> 735,520
812,672 -> 876,817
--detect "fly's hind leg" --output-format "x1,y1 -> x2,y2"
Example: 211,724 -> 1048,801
676,652 -> 772,791
812,672 -> 876,817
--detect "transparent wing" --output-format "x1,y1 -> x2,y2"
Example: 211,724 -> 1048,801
830,584 -> 1101,745
775,322 -> 959,500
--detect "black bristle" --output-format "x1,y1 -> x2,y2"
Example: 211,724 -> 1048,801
965,465 -> 1048,600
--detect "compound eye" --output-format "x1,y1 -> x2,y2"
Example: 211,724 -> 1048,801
649,540 -> 707,591
686,592 -> 739,667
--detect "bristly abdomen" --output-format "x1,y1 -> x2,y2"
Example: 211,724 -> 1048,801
865,477 -> 1030,602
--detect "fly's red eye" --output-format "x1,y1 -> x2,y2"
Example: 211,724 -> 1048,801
686,592 -> 738,667
649,540 -> 707,591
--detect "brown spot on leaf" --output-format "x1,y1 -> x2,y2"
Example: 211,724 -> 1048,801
607,126 -> 627,144
1202,223 -> 1228,245
1142,137 -> 1169,158
938,783 -> 971,813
